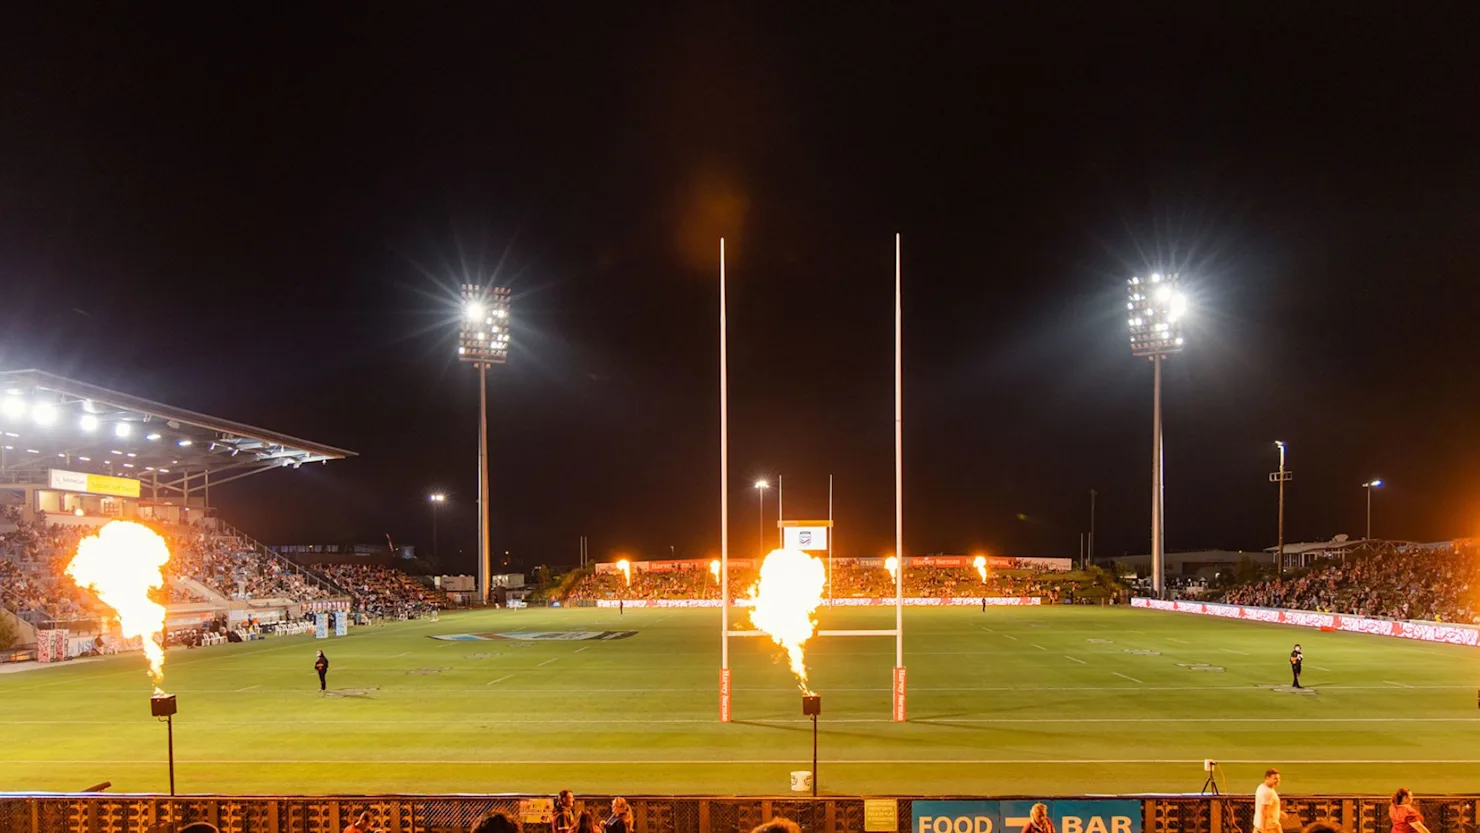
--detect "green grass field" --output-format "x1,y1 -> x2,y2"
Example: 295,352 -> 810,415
2,605 -> 1478,796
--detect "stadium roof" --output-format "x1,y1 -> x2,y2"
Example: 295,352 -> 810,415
0,369 -> 355,493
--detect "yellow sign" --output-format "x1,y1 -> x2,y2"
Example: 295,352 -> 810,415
86,473 -> 141,498
519,798 -> 553,825
48,468 -> 141,498
865,799 -> 898,832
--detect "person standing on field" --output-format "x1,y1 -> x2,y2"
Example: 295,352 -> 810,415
315,650 -> 329,693
1289,644 -> 1304,688
1254,769 -> 1285,833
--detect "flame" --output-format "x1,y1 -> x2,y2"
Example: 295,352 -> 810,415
747,548 -> 827,694
884,555 -> 898,581
616,559 -> 631,587
973,555 -> 987,583
709,559 -> 720,581
65,521 -> 171,685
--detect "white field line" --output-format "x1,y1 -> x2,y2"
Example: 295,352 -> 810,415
1166,638 -> 1190,644
10,757 -> 1480,766
486,675 -> 514,686
1030,644 -> 1048,651
38,683 -> 1480,696
1001,635 -> 1018,641
1112,672 -> 1143,684
1219,649 -> 1249,655
1311,666 -> 1332,671
235,685 -> 262,692
537,657 -> 559,667
1385,680 -> 1415,688
6,716 -> 1480,727
574,646 -> 591,653
1064,656 -> 1087,665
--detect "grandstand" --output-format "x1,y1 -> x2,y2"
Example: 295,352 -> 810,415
0,370 -> 362,659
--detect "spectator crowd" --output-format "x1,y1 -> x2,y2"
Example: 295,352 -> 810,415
1219,541 -> 1480,623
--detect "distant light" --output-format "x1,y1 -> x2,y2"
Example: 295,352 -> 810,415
25,448 -> 39,454
1151,273 -> 1162,282
0,396 -> 25,420
754,480 -> 769,489
178,439 -> 193,447
78,456 -> 91,462
464,301 -> 485,321
80,414 -> 100,432
1365,479 -> 1383,488
73,508 -> 84,516
146,432 -> 161,441
114,422 -> 133,438
122,463 -> 134,468
158,468 -> 169,473
429,493 -> 447,503
31,402 -> 58,426
1275,440 -> 1285,449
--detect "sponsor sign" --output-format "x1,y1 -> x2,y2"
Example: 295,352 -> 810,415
912,800 -> 1139,833
333,611 -> 348,637
429,631 -> 638,641
783,525 -> 830,551
315,613 -> 328,639
892,665 -> 907,721
1131,598 -> 1480,647
519,798 -> 553,825
719,668 -> 732,722
48,468 -> 141,498
865,799 -> 899,832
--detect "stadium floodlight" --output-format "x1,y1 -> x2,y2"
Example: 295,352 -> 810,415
754,480 -> 770,556
114,422 -> 133,438
0,396 -> 24,421
1362,479 -> 1384,540
31,401 -> 58,426
79,413 -> 99,432
177,439 -> 192,447
1270,442 -> 1293,577
458,283 -> 511,605
1128,271 -> 1187,599
146,432 -> 161,441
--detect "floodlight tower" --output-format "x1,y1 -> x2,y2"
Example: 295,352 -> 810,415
458,284 -> 511,605
1362,479 -> 1383,540
1127,272 -> 1187,599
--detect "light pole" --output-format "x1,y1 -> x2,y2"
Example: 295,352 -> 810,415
1363,479 -> 1383,540
428,493 -> 446,561
1087,488 -> 1097,569
1270,443 -> 1292,576
458,284 -> 510,605
754,480 -> 769,556
1127,272 -> 1187,599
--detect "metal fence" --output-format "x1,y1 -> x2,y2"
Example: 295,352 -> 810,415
1,793 -> 1477,833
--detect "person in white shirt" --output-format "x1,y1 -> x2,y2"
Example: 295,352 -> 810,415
1254,769 -> 1284,833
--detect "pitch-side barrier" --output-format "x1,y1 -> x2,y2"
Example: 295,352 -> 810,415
2,792 -> 1476,833
1132,597 -> 1480,646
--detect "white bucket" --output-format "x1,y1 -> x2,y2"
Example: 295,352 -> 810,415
790,770 -> 813,792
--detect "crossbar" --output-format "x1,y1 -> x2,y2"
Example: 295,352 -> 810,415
726,629 -> 899,638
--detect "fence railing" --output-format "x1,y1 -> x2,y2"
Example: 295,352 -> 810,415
1,793 -> 1478,833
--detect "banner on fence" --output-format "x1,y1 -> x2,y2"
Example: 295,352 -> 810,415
1132,597 -> 1480,647
912,799 -> 1140,833
315,613 -> 328,639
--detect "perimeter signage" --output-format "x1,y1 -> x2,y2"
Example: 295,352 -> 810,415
1132,597 -> 1480,647
912,800 -> 1139,833
47,468 -> 141,498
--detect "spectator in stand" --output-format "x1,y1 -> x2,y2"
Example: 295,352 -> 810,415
1390,788 -> 1430,833
603,798 -> 633,833
1020,804 -> 1054,833
574,813 -> 599,833
343,811 -> 375,833
472,814 -> 519,833
554,790 -> 577,833
752,820 -> 803,833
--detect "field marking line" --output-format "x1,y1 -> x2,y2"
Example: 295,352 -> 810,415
537,657 -> 559,667
1112,672 -> 1143,684
1064,656 -> 1087,665
8,716 -> 1480,727
389,652 -> 411,658
1001,635 -> 1018,641
1219,649 -> 1249,655
1385,680 -> 1415,688
574,646 -> 591,653
1166,638 -> 1190,644
486,675 -> 514,686
14,757 -> 1480,766
1030,644 -> 1048,651
235,685 -> 262,692
1311,665 -> 1332,671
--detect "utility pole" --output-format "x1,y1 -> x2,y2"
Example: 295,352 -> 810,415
1088,489 -> 1097,569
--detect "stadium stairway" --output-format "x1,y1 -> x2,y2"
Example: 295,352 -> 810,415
173,575 -> 229,606
212,519 -> 353,601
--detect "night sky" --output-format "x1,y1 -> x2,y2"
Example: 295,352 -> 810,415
3,7 -> 1479,574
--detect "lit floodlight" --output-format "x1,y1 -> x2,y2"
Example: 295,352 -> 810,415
114,422 -> 133,438
429,493 -> 446,503
146,432 -> 161,441
458,285 -> 511,365
177,439 -> 192,447
31,402 -> 58,426
1128,272 -> 1186,357
755,480 -> 769,489
80,414 -> 99,432
1,396 -> 25,420
1364,479 -> 1383,488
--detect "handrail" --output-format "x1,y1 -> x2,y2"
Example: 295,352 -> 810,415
213,519 -> 353,600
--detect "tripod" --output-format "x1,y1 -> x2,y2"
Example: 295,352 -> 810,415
1201,770 -> 1220,795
